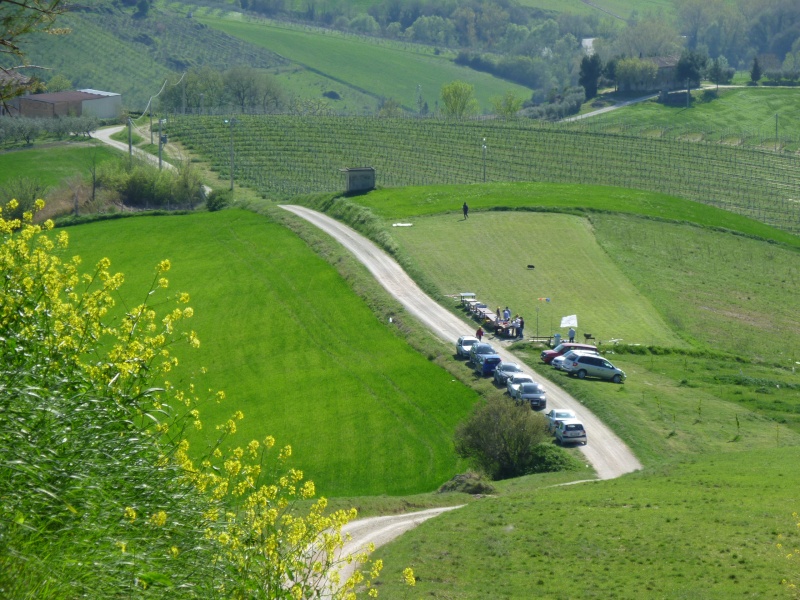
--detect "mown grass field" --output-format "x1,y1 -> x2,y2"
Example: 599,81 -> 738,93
168,114 -> 800,235
0,144 -> 119,189
581,87 -> 800,150
64,210 -> 479,497
192,14 -> 534,111
373,447 -> 800,598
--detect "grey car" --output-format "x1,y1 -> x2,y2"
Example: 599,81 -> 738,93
562,354 -> 626,383
506,373 -> 534,397
512,381 -> 547,410
552,349 -> 600,371
493,361 -> 523,385
554,419 -> 587,445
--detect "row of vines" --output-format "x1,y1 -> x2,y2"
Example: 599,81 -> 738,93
167,115 -> 800,234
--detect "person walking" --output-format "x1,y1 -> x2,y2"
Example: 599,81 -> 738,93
462,202 -> 469,219
476,326 -> 484,341
568,327 -> 576,343
518,316 -> 524,339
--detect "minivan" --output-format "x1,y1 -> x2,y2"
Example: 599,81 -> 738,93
562,354 -> 626,383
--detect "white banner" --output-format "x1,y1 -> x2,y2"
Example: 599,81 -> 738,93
560,315 -> 578,328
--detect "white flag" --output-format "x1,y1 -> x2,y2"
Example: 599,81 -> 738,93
560,315 -> 578,328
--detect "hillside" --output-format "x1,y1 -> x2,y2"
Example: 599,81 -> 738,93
167,115 -> 800,236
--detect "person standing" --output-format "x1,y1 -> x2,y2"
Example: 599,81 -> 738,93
463,202 -> 469,219
518,316 -> 524,339
568,327 -> 575,343
503,307 -> 511,320
476,326 -> 484,341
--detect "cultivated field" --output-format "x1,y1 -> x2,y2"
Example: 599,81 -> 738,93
167,115 -> 800,235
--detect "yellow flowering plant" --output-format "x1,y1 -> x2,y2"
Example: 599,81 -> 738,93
0,201 -> 380,598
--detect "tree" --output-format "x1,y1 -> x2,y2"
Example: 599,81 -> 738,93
751,56 -> 762,83
615,58 -> 658,91
490,90 -> 524,118
676,49 -> 707,86
578,53 -> 603,99
455,398 -> 562,480
440,80 -> 478,119
1,0 -> 66,104
46,73 -> 72,92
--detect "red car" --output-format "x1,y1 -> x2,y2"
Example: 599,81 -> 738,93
540,343 -> 597,364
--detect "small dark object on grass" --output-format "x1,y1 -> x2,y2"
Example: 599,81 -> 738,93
438,472 -> 495,495
527,264 -> 535,269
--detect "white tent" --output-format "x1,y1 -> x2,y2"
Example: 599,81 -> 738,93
560,315 -> 578,328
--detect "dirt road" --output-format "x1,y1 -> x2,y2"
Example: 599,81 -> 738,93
280,204 -> 642,480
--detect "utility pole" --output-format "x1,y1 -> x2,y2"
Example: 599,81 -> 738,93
158,118 -> 163,170
225,118 -> 237,191
127,117 -> 133,167
149,105 -> 153,145
775,113 -> 779,152
686,78 -> 690,108
482,138 -> 487,182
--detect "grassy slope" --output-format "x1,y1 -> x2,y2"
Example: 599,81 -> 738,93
580,88 -> 800,147
64,210 -> 478,497
390,211 -> 682,347
352,182 -> 800,249
194,15 -> 534,111
0,144 -> 118,189
374,447 -> 800,598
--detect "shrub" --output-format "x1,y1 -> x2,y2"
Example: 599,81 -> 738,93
205,188 -> 231,211
454,398 -> 553,480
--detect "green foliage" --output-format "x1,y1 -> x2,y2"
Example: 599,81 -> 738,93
205,188 -> 231,211
578,53 -> 603,99
676,49 -> 706,85
751,56 -> 762,83
490,90 -> 524,118
616,57 -> 658,91
454,398 -> 560,480
0,177 -> 47,218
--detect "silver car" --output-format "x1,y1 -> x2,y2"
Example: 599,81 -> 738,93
552,349 -> 600,371
545,408 -> 577,432
555,419 -> 587,445
562,354 -> 626,383
456,335 -> 479,359
506,373 -> 534,397
512,382 -> 547,410
493,361 -> 523,385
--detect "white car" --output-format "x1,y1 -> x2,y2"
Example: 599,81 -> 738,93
456,335 -> 479,359
506,373 -> 534,397
545,408 -> 577,432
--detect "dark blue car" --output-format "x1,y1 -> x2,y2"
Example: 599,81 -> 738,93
474,354 -> 502,376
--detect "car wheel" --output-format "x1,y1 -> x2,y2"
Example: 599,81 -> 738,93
612,374 -> 622,384
577,370 -> 587,379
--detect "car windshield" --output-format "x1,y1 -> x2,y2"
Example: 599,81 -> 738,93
475,344 -> 494,353
486,357 -> 501,364
565,424 -> 584,431
512,375 -> 532,383
552,344 -> 566,353
520,383 -> 540,392
555,411 -> 573,418
502,364 -> 522,372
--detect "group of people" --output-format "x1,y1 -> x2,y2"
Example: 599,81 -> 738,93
475,306 -> 525,341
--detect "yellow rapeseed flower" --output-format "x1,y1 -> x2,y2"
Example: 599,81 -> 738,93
149,511 -> 167,527
124,507 -> 137,522
402,566 -> 415,586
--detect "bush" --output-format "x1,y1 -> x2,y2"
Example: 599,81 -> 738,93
455,398 -> 553,480
205,188 -> 231,211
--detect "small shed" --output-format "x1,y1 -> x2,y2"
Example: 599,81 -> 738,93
340,167 -> 375,193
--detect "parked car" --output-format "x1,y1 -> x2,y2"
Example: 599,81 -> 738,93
545,408 -> 577,432
494,361 -> 524,385
554,419 -> 587,445
562,354 -> 626,383
469,342 -> 497,365
541,343 -> 598,365
552,349 -> 600,371
512,381 -> 547,410
474,353 -> 502,377
456,335 -> 479,359
506,373 -> 534,397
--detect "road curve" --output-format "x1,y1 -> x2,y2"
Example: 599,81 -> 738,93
279,204 -> 642,480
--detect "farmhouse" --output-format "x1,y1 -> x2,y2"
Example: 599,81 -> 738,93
13,89 -> 122,119
620,56 -> 680,92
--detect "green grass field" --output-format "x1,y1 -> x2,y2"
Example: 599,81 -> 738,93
0,144 -> 119,189
64,210 -> 479,497
193,14 -> 533,111
581,88 -> 800,150
373,447 -> 800,597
